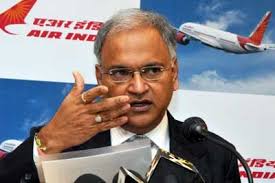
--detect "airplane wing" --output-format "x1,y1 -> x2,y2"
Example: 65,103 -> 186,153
176,24 -> 221,48
174,25 -> 205,45
177,28 -> 201,41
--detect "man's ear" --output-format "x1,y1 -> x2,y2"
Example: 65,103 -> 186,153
95,64 -> 102,85
172,58 -> 179,91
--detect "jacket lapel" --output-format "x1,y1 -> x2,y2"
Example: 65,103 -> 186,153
168,111 -> 211,182
67,112 -> 212,180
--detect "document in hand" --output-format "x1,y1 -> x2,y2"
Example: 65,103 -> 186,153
39,139 -> 151,183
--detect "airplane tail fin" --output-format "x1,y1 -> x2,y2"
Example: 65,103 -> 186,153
249,11 -> 272,45
0,0 -> 37,34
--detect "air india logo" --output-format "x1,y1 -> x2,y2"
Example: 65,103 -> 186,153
0,0 -> 103,42
0,0 -> 36,35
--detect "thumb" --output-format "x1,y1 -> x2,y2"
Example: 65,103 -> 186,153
71,71 -> 85,96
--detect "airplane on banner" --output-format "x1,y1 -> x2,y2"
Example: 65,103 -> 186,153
0,139 -> 22,159
176,11 -> 275,54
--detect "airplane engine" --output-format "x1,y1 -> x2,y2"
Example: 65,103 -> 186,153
176,31 -> 190,45
0,149 -> 6,159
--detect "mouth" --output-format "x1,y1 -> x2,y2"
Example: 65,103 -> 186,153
130,99 -> 153,112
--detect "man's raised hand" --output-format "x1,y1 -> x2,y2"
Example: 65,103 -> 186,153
37,71 -> 130,154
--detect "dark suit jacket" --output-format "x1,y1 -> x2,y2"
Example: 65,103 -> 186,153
0,112 -> 241,183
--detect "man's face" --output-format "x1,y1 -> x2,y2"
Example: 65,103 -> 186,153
96,27 -> 178,134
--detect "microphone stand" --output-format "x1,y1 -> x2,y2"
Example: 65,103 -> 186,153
205,131 -> 253,183
181,117 -> 254,183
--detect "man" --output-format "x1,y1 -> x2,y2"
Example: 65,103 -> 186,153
0,9 -> 241,182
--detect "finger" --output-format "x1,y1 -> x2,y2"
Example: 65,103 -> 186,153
71,71 -> 85,96
97,104 -> 130,122
95,116 -> 128,132
86,95 -> 130,113
79,85 -> 109,104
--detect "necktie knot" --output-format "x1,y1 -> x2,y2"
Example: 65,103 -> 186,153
124,135 -> 159,149
123,135 -> 160,160
125,135 -> 148,143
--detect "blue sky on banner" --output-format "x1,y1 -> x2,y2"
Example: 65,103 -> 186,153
142,0 -> 275,96
0,0 -> 275,142
0,79 -> 92,142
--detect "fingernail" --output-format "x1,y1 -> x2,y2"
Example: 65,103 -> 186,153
121,104 -> 130,110
119,96 -> 129,103
100,86 -> 108,93
120,116 -> 128,123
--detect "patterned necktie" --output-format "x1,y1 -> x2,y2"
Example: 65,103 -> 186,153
124,135 -> 159,159
125,135 -> 148,143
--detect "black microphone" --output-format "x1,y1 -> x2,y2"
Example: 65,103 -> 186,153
181,117 -> 254,183
74,173 -> 106,183
164,174 -> 178,183
112,167 -> 145,183
145,149 -> 205,183
181,117 -> 208,142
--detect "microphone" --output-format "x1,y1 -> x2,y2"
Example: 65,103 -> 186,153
181,117 -> 254,183
145,149 -> 205,183
112,167 -> 145,183
164,174 -> 178,183
181,117 -> 208,142
112,149 -> 205,183
74,173 -> 106,183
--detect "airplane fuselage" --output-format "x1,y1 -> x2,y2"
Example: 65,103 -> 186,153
180,23 -> 262,54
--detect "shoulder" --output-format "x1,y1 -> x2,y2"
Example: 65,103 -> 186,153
168,112 -> 236,160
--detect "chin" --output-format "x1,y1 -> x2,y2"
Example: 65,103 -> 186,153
122,114 -> 159,134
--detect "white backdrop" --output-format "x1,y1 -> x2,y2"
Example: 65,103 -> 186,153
0,0 -> 140,83
170,90 -> 275,182
0,0 -> 274,182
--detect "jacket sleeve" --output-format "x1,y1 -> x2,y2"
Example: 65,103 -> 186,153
0,135 -> 39,183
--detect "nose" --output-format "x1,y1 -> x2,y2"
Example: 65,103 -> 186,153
127,72 -> 149,96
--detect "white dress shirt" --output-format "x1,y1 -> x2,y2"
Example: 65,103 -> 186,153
33,112 -> 170,182
111,112 -> 170,159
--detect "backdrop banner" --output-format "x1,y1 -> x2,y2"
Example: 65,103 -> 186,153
1,0 -> 274,182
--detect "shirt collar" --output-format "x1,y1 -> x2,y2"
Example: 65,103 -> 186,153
110,112 -> 170,152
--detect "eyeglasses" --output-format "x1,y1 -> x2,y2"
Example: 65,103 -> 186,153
99,65 -> 172,83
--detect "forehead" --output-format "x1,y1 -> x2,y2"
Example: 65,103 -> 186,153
100,27 -> 171,68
